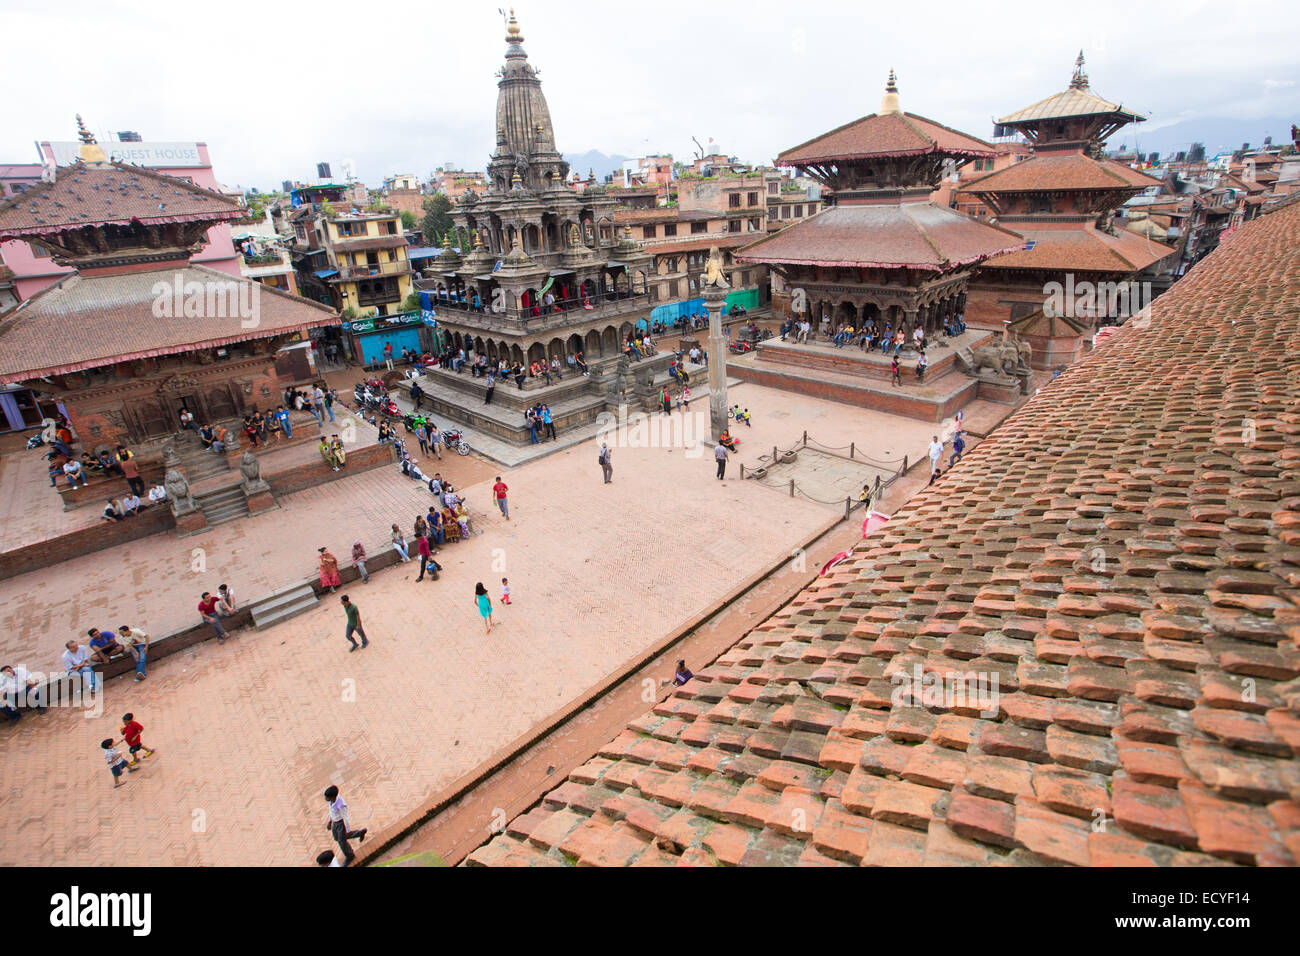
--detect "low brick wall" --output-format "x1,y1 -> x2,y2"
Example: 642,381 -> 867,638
1,441 -> 397,582
729,363 -> 979,422
17,540 -> 417,703
56,461 -> 168,511
265,440 -> 397,497
0,505 -> 175,580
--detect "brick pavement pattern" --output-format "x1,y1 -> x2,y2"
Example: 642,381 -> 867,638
0,385 -> 878,865
466,195 -> 1300,867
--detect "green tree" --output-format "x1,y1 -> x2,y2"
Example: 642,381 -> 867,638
421,193 -> 453,245
402,291 -> 421,312
400,210 -> 417,231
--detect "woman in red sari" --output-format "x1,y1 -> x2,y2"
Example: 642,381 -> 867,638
318,547 -> 342,592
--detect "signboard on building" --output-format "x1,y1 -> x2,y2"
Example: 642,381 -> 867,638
44,141 -> 205,168
342,312 -> 423,334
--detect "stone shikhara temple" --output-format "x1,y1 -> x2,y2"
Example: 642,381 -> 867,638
406,11 -> 682,444
425,10 -> 654,366
739,72 -> 1023,339
0,120 -> 336,448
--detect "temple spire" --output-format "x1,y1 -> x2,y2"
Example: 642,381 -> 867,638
880,70 -> 901,114
75,114 -> 108,165
1070,50 -> 1089,90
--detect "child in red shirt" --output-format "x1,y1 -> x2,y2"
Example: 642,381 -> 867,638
120,712 -> 156,764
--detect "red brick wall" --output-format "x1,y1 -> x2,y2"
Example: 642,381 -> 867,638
261,441 -> 397,497
730,364 -> 978,422
0,504 -> 174,580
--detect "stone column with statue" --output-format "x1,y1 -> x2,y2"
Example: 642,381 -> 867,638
702,246 -> 730,440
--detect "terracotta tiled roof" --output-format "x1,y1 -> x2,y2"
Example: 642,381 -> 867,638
736,203 -> 1024,271
1009,308 -> 1089,338
0,263 -> 337,383
998,86 -> 1146,126
778,112 -> 995,166
961,154 -> 1163,195
468,194 -> 1300,868
646,234 -> 755,256
0,161 -> 245,239
979,225 -> 1175,273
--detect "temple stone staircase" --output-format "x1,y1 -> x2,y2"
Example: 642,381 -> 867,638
194,483 -> 249,527
250,582 -> 319,630
172,435 -> 231,483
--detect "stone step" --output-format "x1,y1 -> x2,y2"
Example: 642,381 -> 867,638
250,583 -> 319,630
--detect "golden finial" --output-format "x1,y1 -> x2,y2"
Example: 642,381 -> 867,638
75,114 -> 108,164
506,9 -> 521,39
880,71 -> 901,114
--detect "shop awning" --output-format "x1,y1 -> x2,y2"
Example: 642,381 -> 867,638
314,269 -> 339,279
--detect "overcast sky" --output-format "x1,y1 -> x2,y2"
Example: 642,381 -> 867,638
4,0 -> 1297,190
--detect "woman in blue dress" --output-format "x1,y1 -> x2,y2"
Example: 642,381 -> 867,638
475,582 -> 494,634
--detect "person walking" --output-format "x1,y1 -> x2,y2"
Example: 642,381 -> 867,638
428,423 -> 444,460
599,442 -> 613,484
949,431 -> 966,468
318,547 -> 342,593
341,595 -> 369,651
542,404 -> 556,441
928,434 -> 944,477
475,582 -> 494,634
484,373 -> 496,405
492,476 -> 510,520
891,354 -> 902,387
324,785 -> 367,864
415,533 -> 438,581
120,713 -> 156,764
351,540 -> 370,584
714,440 -> 729,480
501,577 -> 511,605
116,447 -> 145,497
661,386 -> 671,415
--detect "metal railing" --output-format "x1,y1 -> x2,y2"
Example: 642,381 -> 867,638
738,432 -> 920,518
336,260 -> 413,280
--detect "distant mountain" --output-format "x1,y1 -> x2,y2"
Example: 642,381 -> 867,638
1107,116 -> 1295,159
562,149 -> 630,181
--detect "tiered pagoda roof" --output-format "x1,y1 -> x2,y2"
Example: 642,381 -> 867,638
0,265 -> 336,384
0,117 -> 337,384
738,203 -> 1023,271
739,73 -> 1023,274
0,160 -> 245,238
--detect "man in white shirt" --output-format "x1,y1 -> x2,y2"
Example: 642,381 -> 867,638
928,435 -> 944,476
714,441 -> 729,480
148,484 -> 168,505
121,492 -> 142,515
217,584 -> 236,616
61,640 -> 99,691
63,459 -> 87,488
117,626 -> 150,681
324,785 -> 367,864
1,665 -> 44,718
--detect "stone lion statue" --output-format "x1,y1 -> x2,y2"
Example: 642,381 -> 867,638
703,246 -> 730,289
239,451 -> 261,484
164,468 -> 195,510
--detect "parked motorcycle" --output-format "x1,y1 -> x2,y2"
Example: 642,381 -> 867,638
441,427 -> 471,456
727,340 -> 753,355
